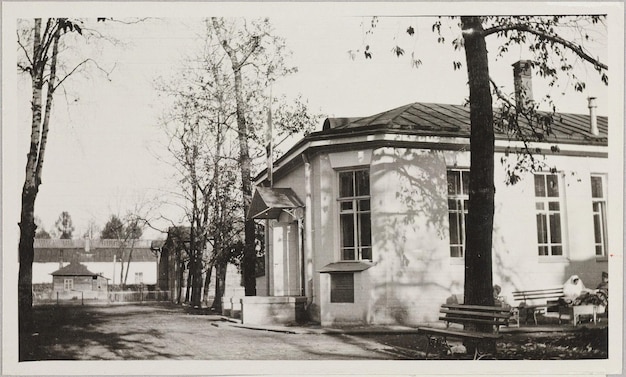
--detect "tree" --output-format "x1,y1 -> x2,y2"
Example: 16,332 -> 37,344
209,17 -> 298,296
16,17 -> 119,358
34,217 -> 51,239
364,16 -> 607,337
54,211 -> 75,239
100,215 -> 125,239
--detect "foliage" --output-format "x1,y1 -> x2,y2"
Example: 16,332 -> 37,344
100,214 -> 143,240
54,211 -> 75,239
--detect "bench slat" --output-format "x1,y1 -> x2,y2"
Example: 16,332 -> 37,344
442,304 -> 511,312
440,317 -> 508,326
440,309 -> 510,319
417,327 -> 502,340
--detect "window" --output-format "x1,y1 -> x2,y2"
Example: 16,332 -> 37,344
591,175 -> 608,257
447,169 -> 469,258
338,169 -> 372,260
135,272 -> 143,284
330,273 -> 354,303
63,278 -> 73,291
534,173 -> 564,256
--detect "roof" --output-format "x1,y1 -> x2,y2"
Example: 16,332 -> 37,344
248,187 -> 304,220
34,238 -> 157,263
320,102 -> 608,143
51,262 -> 99,276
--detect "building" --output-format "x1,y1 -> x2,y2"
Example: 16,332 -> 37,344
50,261 -> 109,300
246,61 -> 609,326
33,238 -> 160,286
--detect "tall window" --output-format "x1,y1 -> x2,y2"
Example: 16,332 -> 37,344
591,175 -> 608,257
447,169 -> 469,258
338,169 -> 372,260
135,272 -> 144,284
534,173 -> 564,256
63,278 -> 74,291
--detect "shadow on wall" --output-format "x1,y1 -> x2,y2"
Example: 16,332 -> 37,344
367,148 -> 455,324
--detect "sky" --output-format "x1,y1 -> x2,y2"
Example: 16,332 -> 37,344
6,3 -> 615,243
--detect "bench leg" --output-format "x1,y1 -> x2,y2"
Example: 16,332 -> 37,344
424,335 -> 451,359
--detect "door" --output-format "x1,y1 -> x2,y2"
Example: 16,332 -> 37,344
270,221 -> 300,296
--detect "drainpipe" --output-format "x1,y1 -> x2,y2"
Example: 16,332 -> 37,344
588,97 -> 599,136
302,153 -> 313,301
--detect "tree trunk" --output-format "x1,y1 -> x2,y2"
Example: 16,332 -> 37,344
231,68 -> 256,296
176,257 -> 184,304
202,262 -> 213,305
185,263 -> 192,303
461,16 -> 495,342
212,260 -> 228,312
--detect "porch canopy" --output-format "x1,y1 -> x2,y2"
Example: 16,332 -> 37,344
248,187 -> 304,220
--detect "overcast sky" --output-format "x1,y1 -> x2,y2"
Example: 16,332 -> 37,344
6,3 -> 615,242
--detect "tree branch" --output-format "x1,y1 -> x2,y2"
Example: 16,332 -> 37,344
483,23 -> 607,70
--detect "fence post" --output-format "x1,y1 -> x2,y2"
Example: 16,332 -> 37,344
56,291 -> 59,305
81,291 -> 84,306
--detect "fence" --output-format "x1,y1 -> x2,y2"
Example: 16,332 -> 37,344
108,289 -> 170,303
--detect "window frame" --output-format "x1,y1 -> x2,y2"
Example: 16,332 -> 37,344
591,174 -> 608,258
337,168 -> 372,261
63,278 -> 74,291
446,168 -> 470,259
534,172 -> 566,257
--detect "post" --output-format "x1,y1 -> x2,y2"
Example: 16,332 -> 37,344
81,291 -> 84,306
56,291 -> 59,305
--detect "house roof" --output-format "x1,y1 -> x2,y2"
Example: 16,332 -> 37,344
255,101 -> 608,184
51,261 -> 98,276
34,238 -> 158,263
248,187 -> 304,220
320,102 -> 608,143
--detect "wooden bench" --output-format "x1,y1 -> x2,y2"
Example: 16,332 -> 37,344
511,287 -> 564,326
417,304 -> 511,360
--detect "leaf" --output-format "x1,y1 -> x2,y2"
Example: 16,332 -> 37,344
406,26 -> 415,36
364,51 -> 372,59
392,46 -> 405,57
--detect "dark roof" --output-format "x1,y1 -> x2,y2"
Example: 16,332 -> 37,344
320,102 -> 608,143
248,187 -> 304,220
34,239 -> 157,263
51,262 -> 98,276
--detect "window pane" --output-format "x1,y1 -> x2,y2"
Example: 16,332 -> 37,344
461,171 -> 469,195
449,213 -> 460,244
342,248 -> 355,260
358,199 -> 370,211
341,201 -> 353,211
448,199 -> 458,211
593,214 -> 602,243
339,172 -> 354,198
591,176 -> 603,198
450,246 -> 463,258
538,246 -> 549,256
547,175 -> 559,197
595,245 -> 603,256
448,170 -> 461,195
549,214 -> 562,243
361,247 -> 372,261
341,214 -> 355,248
355,170 -> 370,196
593,202 -> 600,212
536,214 -> 548,243
551,246 -> 563,256
534,175 -> 546,197
358,213 -> 371,247
548,202 -> 560,211
536,202 -> 545,210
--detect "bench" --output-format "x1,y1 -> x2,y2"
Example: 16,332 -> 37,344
417,304 -> 511,360
512,288 -> 564,327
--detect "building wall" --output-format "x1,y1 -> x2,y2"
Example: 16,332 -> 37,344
268,144 -> 608,326
34,261 -> 157,285
52,275 -> 108,300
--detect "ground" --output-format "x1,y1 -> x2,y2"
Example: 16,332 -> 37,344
20,303 -> 608,361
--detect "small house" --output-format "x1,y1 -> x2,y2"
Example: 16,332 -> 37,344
51,261 -> 109,300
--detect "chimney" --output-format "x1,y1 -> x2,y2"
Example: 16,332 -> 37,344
588,97 -> 599,136
513,60 -> 534,109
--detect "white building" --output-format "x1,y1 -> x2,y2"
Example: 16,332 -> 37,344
245,61 -> 609,326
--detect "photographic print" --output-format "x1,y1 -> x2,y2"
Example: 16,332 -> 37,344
3,2 -> 623,376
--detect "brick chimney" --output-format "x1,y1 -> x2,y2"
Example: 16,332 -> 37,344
588,97 -> 599,136
513,60 -> 534,109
